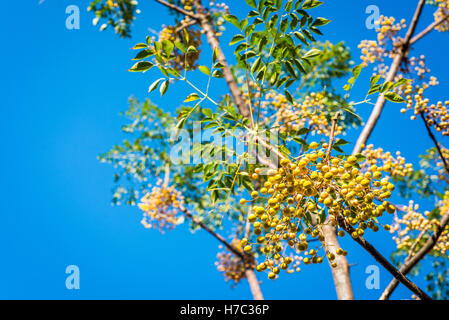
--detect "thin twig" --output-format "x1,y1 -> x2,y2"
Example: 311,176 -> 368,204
182,207 -> 245,259
410,13 -> 449,45
420,112 -> 449,176
154,0 -> 199,19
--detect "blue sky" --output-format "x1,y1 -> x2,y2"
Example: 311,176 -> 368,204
0,0 -> 448,299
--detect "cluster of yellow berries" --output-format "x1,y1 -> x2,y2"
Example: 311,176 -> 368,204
138,181 -> 184,233
358,16 -> 406,69
215,239 -> 254,284
391,194 -> 449,258
361,144 -> 414,179
239,142 -> 398,280
263,92 -> 343,136
398,81 -> 449,136
106,0 -> 119,8
434,0 -> 449,32
159,24 -> 202,72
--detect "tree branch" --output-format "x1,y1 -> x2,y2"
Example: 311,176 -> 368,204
352,0 -> 427,155
154,0 -> 199,20
410,13 -> 449,45
378,114 -> 449,299
335,215 -> 432,300
182,207 -> 264,300
379,209 -> 449,300
420,112 -> 449,176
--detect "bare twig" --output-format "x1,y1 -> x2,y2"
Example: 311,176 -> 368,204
154,0 -> 199,19
420,112 -> 449,176
410,13 -> 449,45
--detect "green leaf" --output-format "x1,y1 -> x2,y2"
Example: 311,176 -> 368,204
352,64 -> 363,80
174,41 -> 187,53
131,43 -> 148,50
161,40 -> 174,56
251,56 -> 262,74
285,90 -> 294,104
245,0 -> 257,9
212,70 -> 224,78
187,46 -> 198,53
184,93 -> 200,102
199,65 -> 211,76
384,91 -> 406,103
381,81 -> 393,93
302,0 -> 324,9
213,47 -> 219,63
297,127 -> 310,135
312,17 -> 330,27
303,48 -> 321,59
160,80 -> 169,96
202,108 -> 213,118
334,138 -> 349,146
224,14 -> 241,29
370,75 -> 381,87
148,78 -> 164,92
128,61 -> 154,72
132,49 -> 154,60
293,31 -> 307,45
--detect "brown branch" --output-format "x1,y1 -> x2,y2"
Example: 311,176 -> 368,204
379,209 -> 449,300
183,208 -> 244,259
352,0 -> 427,155
321,111 -> 354,299
420,112 -> 449,176
335,215 -> 431,300
182,207 -> 264,300
154,0 -> 199,19
410,13 -> 449,45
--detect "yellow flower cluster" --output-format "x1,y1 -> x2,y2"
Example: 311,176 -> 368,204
240,143 -> 397,280
391,194 -> 449,258
264,92 -> 343,136
159,25 -> 202,72
361,144 -> 414,179
215,239 -> 254,284
138,182 -> 184,233
434,0 -> 449,32
358,16 -> 406,69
